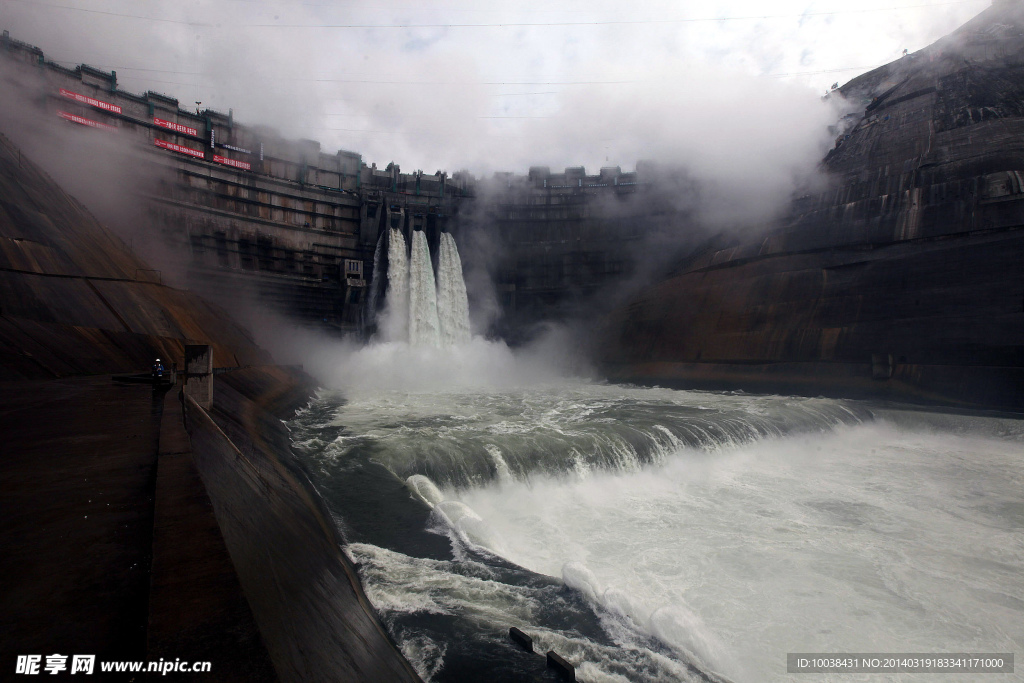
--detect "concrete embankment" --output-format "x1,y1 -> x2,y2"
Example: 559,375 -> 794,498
1,376 -> 166,671
1,368 -> 422,681
183,365 -> 422,682
0,131 -> 420,680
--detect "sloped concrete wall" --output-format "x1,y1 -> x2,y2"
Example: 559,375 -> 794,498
184,366 -> 422,683
0,132 -> 271,379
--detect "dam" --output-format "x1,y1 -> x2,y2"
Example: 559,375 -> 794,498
2,10 -> 1021,410
1,1 -> 1022,682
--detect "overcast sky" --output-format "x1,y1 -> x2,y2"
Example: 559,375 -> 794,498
0,0 -> 989,178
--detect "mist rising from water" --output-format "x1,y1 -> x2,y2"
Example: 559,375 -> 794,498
329,330 -> 587,395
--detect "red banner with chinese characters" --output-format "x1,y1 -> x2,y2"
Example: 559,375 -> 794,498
155,138 -> 205,159
213,154 -> 251,171
59,88 -> 122,114
57,111 -> 117,131
154,117 -> 199,137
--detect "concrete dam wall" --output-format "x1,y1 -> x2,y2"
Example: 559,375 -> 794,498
0,29 -> 472,333
2,0 -> 1022,411
0,132 -> 420,681
598,1 -> 1024,412
0,32 -> 685,339
0,130 -> 272,379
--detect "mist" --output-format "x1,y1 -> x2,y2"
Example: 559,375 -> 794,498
0,0 -> 994,364
0,58 -> 193,286
0,0 -> 986,176
243,302 -> 591,394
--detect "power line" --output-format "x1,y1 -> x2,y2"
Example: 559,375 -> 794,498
60,62 -> 891,84
243,1 -> 982,28
5,0 -> 212,26
7,0 -> 982,30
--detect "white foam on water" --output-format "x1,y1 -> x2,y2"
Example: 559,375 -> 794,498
648,606 -> 730,677
407,474 -> 445,508
453,420 -> 1024,682
430,499 -> 506,556
601,587 -> 646,631
432,500 -> 482,528
312,384 -> 1023,682
346,542 -> 541,622
562,561 -> 604,604
398,635 -> 446,682
485,444 -> 514,484
344,542 -> 711,682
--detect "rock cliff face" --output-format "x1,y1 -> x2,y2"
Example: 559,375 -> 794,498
599,1 -> 1024,411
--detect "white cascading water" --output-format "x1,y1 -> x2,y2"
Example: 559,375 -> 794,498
371,227 -> 471,348
435,232 -> 471,346
408,230 -> 441,346
381,228 -> 409,342
366,229 -> 385,325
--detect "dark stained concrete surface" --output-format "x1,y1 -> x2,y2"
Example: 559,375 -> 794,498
183,366 -> 422,683
0,377 -> 283,681
0,131 -> 272,382
147,388 -> 277,682
0,367 -> 421,682
599,2 -> 1024,412
0,136 -> 420,681
0,376 -> 161,670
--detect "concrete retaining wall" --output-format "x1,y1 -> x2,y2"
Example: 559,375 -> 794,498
184,366 -> 422,683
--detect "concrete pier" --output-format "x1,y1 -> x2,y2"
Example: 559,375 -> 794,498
184,344 -> 213,410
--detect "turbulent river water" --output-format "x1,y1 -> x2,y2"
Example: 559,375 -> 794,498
289,377 -> 1024,683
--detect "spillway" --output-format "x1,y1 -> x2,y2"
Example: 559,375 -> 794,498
436,233 -> 471,347
409,230 -> 441,347
381,228 -> 409,343
371,228 -> 471,347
